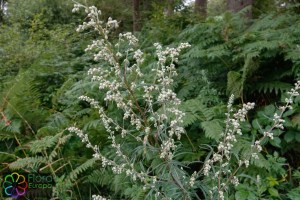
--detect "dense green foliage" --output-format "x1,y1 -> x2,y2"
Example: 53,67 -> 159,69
1,0 -> 300,199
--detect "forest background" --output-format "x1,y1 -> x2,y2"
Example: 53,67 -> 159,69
1,0 -> 300,199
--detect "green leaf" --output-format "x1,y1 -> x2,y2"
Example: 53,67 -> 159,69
201,119 -> 224,140
227,71 -> 242,97
284,131 -> 295,143
267,177 -> 279,187
240,121 -> 251,133
253,153 -> 270,170
0,152 -> 17,163
268,187 -> 279,197
264,105 -> 276,116
270,137 -> 281,148
295,133 -> 300,143
248,192 -> 258,200
235,190 -> 249,200
293,171 -> 300,179
287,187 -> 300,200
252,119 -> 262,130
283,109 -> 294,117
291,113 -> 300,129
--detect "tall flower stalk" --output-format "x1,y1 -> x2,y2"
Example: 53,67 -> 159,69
203,81 -> 300,200
69,3 -> 193,199
68,3 -> 300,200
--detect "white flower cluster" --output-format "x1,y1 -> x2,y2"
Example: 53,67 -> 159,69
218,190 -> 224,200
157,89 -> 179,104
68,126 -> 149,183
73,3 -> 120,66
92,195 -> 110,200
107,17 -> 119,29
119,32 -> 139,46
67,127 -> 97,151
284,81 -> 300,109
231,176 -> 239,186
79,95 -> 99,108
272,113 -> 285,129
72,4 -> 80,13
70,3 -> 191,196
251,80 -> 300,154
154,43 -> 191,64
153,43 -> 190,87
75,5 -> 102,33
160,138 -> 176,159
204,81 -> 300,199
264,131 -> 274,139
252,140 -> 262,153
133,49 -> 144,65
189,171 -> 197,187
203,95 -> 255,198
216,97 -> 255,159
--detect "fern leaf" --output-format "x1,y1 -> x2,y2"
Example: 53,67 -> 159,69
68,157 -> 98,181
29,132 -> 63,154
227,71 -> 242,97
87,169 -> 114,186
9,157 -> 47,170
46,112 -> 69,128
254,81 -> 292,95
36,126 -> 60,138
48,134 -> 72,162
201,119 -> 224,140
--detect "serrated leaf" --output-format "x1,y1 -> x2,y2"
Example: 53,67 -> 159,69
293,171 -> 300,179
253,153 -> 270,169
264,105 -> 276,116
201,119 -> 223,140
287,187 -> 300,200
227,71 -> 242,98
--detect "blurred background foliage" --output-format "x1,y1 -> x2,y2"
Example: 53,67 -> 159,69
0,0 -> 300,199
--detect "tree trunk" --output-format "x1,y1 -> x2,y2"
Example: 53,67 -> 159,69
227,0 -> 252,18
194,0 -> 207,17
0,0 -> 5,23
166,0 -> 174,17
133,0 -> 141,32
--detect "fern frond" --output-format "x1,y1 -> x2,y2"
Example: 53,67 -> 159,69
0,133 -> 15,141
36,126 -> 60,138
254,81 -> 292,95
83,119 -> 102,131
68,157 -> 98,182
86,169 -> 114,187
29,132 -> 63,154
180,99 -> 215,127
227,71 -> 242,97
8,156 -> 47,170
201,119 -> 224,140
48,134 -> 72,162
46,112 -> 69,128
2,120 -> 22,134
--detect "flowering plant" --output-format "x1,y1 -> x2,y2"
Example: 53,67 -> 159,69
68,3 -> 300,200
203,81 -> 300,199
69,3 -> 197,199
